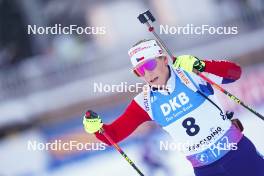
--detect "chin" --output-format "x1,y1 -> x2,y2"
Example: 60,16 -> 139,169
150,83 -> 162,89
148,79 -> 165,88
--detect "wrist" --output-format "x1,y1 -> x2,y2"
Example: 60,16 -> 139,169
193,59 -> 205,72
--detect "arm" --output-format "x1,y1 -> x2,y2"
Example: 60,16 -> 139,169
174,55 -> 242,84
204,60 -> 242,83
95,100 -> 152,145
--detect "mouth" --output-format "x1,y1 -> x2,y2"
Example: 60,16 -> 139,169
150,76 -> 159,83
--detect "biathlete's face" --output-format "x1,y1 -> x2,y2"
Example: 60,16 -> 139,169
133,56 -> 169,88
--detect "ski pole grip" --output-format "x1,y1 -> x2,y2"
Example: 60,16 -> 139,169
137,10 -> 155,24
146,10 -> 155,22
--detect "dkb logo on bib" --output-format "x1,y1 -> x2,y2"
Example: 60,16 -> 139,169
160,92 -> 190,116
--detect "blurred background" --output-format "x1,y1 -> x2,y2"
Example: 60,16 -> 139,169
0,0 -> 264,175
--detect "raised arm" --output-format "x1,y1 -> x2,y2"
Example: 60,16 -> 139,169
204,60 -> 242,83
173,55 -> 242,84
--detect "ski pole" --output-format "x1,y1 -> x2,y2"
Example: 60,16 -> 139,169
137,10 -> 264,121
100,129 -> 144,176
85,111 -> 145,176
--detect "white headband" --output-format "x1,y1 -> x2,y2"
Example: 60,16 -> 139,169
128,40 -> 165,67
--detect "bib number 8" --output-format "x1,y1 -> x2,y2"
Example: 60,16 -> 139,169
182,117 -> 200,136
